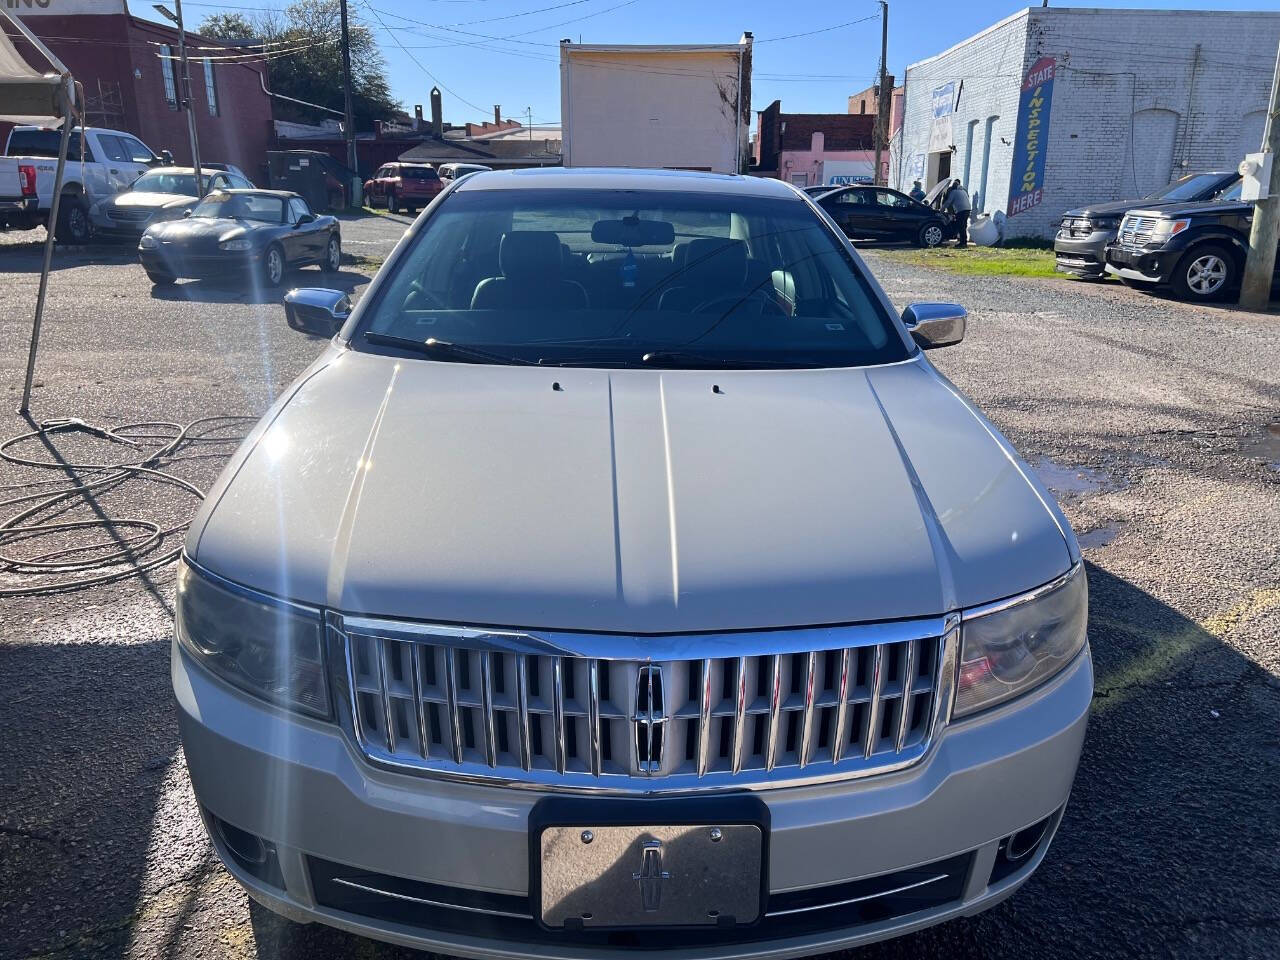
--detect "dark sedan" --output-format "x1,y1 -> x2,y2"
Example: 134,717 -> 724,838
1054,171 -> 1239,279
138,189 -> 340,287
814,185 -> 948,247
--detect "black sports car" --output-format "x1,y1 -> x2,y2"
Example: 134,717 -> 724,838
138,189 -> 340,287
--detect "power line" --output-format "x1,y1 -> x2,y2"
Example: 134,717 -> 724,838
754,12 -> 880,44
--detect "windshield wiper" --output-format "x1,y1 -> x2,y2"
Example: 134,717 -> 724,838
640,350 -> 804,369
364,332 -> 532,365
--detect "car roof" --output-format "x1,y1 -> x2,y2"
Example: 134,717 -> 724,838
454,167 -> 802,198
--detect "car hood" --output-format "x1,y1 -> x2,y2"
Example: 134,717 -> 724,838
1061,198 -> 1151,219
190,350 -> 1076,633
112,191 -> 194,209
1123,198 -> 1253,219
146,216 -> 257,242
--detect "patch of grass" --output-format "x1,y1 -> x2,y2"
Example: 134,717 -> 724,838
877,244 -> 1059,278
342,251 -> 386,272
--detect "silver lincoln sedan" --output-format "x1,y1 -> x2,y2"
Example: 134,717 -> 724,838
174,168 -> 1092,958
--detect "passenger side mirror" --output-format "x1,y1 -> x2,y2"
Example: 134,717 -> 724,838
183,209 -> 192,218
160,150 -> 174,165
902,302 -> 966,350
283,287 -> 350,334
295,213 -> 315,227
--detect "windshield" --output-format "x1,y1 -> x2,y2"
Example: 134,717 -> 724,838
353,188 -> 908,369
132,172 -> 198,195
1146,173 -> 1229,202
191,192 -> 283,222
1214,180 -> 1243,202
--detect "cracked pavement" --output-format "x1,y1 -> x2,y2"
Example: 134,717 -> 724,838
1,225 -> 1277,959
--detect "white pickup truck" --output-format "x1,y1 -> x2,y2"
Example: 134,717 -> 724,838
1,125 -> 171,243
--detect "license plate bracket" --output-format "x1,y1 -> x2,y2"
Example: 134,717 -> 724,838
530,795 -> 769,932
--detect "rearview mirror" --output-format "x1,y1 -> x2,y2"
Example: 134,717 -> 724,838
591,217 -> 675,247
902,302 -> 966,350
284,287 -> 350,334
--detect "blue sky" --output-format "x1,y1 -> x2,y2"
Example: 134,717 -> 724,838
131,0 -> 1274,125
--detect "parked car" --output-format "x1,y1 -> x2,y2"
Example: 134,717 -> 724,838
437,161 -> 492,182
174,168 -> 1091,958
1055,171 -> 1240,279
1104,180 -> 1279,302
2,125 -> 170,242
815,183 -> 949,247
138,189 -> 339,287
363,162 -> 444,213
202,162 -> 255,185
90,167 -> 253,240
0,156 -> 38,232
801,184 -> 838,197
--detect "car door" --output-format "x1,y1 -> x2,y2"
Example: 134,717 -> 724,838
819,188 -> 859,236
287,196 -> 323,261
93,134 -> 133,195
874,190 -> 925,241
369,167 -> 388,204
114,135 -> 157,187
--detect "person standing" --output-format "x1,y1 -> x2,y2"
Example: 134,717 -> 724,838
943,181 -> 972,248
909,180 -> 926,201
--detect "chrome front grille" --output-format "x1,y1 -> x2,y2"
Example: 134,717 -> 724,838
335,615 -> 957,791
109,206 -> 153,222
1117,215 -> 1157,250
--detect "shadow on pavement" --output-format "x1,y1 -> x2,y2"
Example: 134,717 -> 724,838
147,268 -> 369,306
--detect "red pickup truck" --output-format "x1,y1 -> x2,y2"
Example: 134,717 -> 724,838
363,162 -> 443,214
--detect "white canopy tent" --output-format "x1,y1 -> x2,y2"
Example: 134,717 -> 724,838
1,9 -> 78,414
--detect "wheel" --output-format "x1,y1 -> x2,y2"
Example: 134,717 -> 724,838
145,269 -> 175,286
387,190 -> 399,215
324,233 -> 341,273
917,221 -> 945,248
262,244 -> 285,288
54,196 -> 90,244
1170,243 -> 1235,302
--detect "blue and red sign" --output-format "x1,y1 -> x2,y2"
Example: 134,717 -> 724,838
1007,57 -> 1056,217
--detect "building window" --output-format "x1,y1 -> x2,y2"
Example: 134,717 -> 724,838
159,45 -> 178,110
203,58 -> 218,116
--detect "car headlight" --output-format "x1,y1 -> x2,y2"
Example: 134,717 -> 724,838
175,559 -> 330,718
1093,217 -> 1119,230
1151,218 -> 1190,239
219,238 -> 252,251
139,234 -> 158,249
954,564 -> 1087,718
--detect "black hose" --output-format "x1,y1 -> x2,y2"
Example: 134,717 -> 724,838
0,416 -> 254,596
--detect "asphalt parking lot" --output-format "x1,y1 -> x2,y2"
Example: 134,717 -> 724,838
1,218 -> 1278,960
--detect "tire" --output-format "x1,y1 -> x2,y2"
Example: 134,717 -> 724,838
917,221 -> 945,248
262,244 -> 286,288
1170,243 -> 1236,302
324,233 -> 341,273
145,269 -> 175,286
54,196 -> 90,244
387,190 -> 399,215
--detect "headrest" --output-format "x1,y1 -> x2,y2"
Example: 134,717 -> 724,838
680,238 -> 748,288
500,231 -> 562,281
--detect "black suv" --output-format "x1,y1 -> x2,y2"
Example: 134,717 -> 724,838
1104,180 -> 1278,302
1055,171 -> 1238,278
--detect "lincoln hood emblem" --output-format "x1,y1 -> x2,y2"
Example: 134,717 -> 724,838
633,664 -> 667,774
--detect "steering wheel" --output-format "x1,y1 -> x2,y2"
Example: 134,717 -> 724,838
403,280 -> 447,311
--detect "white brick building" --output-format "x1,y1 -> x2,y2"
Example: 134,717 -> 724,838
892,7 -> 1280,238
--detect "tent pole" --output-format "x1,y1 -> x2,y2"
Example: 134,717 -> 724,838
20,81 -> 72,415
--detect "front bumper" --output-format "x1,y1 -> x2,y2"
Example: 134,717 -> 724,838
1103,244 -> 1176,284
175,635 -> 1093,958
139,247 -> 257,279
1053,230 -> 1113,277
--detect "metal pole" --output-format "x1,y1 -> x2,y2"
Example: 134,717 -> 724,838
21,81 -> 73,415
1240,40 -> 1280,311
173,0 -> 203,195
873,1 -> 889,186
339,0 -> 357,177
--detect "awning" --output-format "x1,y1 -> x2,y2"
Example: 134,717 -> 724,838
0,14 -> 71,124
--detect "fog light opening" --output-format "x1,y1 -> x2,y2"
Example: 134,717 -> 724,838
216,819 -> 268,866
1004,816 -> 1052,862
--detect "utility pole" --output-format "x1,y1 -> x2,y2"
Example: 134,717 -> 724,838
155,2 -> 202,194
873,1 -> 889,186
1240,40 -> 1280,311
339,0 -> 357,182
526,107 -> 533,141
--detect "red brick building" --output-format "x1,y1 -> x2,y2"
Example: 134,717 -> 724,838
1,0 -> 274,182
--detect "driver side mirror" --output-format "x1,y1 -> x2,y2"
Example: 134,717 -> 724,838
283,287 -> 350,334
183,208 -> 192,218
902,302 -> 966,350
